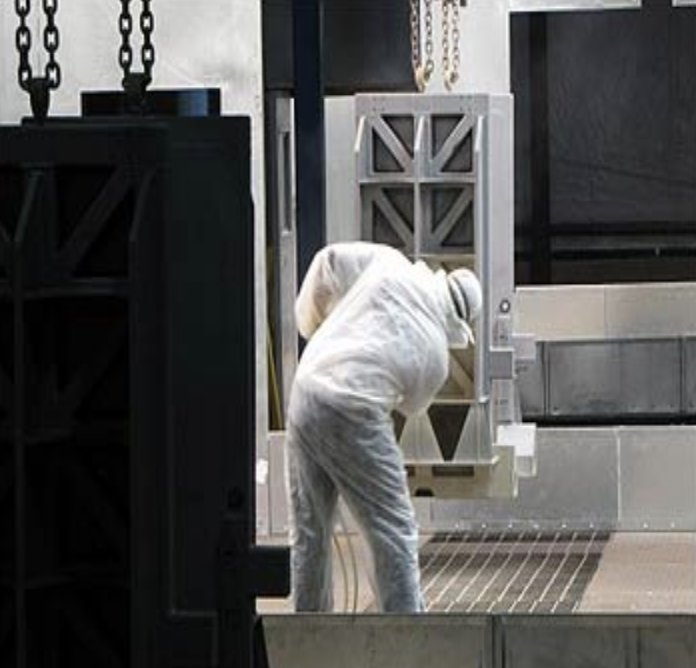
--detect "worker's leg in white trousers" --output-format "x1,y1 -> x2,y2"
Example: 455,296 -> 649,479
287,387 -> 423,613
286,428 -> 339,612
326,412 -> 424,613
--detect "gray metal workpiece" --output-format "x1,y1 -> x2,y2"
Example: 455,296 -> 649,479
355,93 -> 535,499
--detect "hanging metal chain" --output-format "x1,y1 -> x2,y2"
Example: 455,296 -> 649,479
410,0 -> 421,86
411,0 -> 434,92
140,0 -> 156,82
118,0 -> 134,78
449,0 -> 461,90
442,0 -> 461,91
119,0 -> 156,108
424,0 -> 434,83
15,0 -> 62,91
442,0 -> 451,86
14,0 -> 62,120
43,0 -> 61,87
15,0 -> 32,91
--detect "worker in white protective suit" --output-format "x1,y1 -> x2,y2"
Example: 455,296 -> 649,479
286,242 -> 482,612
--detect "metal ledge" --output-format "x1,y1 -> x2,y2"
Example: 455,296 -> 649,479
515,283 -> 696,341
264,613 -> 696,668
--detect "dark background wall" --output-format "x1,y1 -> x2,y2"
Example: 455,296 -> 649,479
512,2 -> 696,284
263,0 -> 415,94
262,0 -> 695,283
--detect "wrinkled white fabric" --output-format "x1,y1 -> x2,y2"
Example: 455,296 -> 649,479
294,242 -> 474,416
295,242 -> 405,339
287,242 -> 478,612
287,390 -> 423,612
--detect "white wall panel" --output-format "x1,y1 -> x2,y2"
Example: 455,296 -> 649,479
422,0 -> 510,95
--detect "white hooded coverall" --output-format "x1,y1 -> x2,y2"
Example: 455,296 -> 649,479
287,242 -> 477,612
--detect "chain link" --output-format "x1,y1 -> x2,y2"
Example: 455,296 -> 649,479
410,0 -> 420,81
411,0 -> 463,93
15,0 -> 32,91
442,0 -> 461,90
140,0 -> 155,80
423,0 -> 434,80
14,0 -> 61,92
43,0 -> 61,88
442,0 -> 450,83
450,0 -> 461,88
411,0 -> 434,92
119,0 -> 134,76
119,0 -> 156,85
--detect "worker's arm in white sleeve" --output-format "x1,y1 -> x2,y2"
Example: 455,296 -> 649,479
294,246 -> 336,339
295,242 -> 404,339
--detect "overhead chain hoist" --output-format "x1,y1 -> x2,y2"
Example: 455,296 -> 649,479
12,0 -> 157,119
14,0 -> 62,122
118,0 -> 156,112
411,0 -> 462,92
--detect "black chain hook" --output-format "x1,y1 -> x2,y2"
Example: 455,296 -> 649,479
14,0 -> 62,122
119,0 -> 156,114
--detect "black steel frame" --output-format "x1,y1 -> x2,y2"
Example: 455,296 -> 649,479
1,117 -> 289,668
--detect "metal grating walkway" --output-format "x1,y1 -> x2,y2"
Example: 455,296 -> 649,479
419,530 -> 609,613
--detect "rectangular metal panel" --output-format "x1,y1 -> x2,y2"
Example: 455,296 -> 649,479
257,468 -> 270,537
618,427 -> 696,531
265,615 -> 492,668
326,97 -> 361,243
499,620 -> 630,666
431,428 -> 618,528
518,342 -> 546,417
496,616 -> 696,668
685,338 -> 696,412
486,94 -> 517,327
548,340 -> 682,416
637,621 -> 696,667
605,284 -> 696,339
516,284 -> 696,343
164,119 -> 255,616
515,286 -> 607,341
266,615 -> 696,668
269,432 -> 290,536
